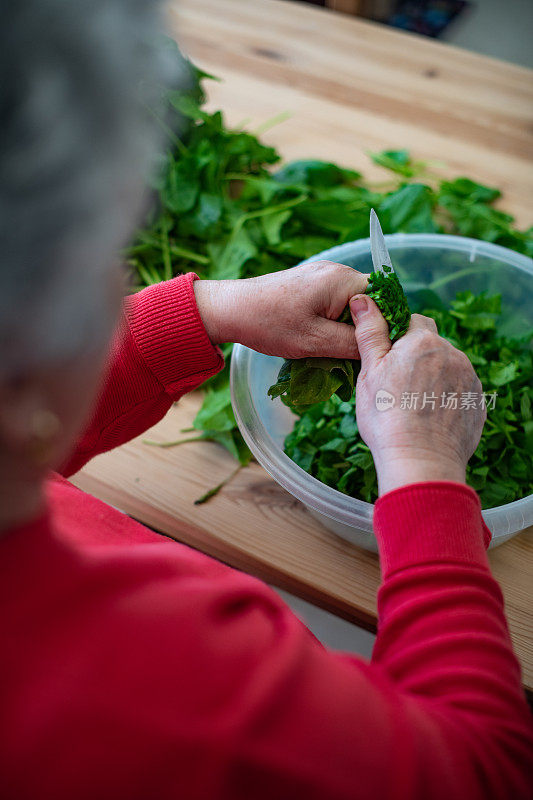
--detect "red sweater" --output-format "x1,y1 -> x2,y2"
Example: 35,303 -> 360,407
0,274 -> 531,800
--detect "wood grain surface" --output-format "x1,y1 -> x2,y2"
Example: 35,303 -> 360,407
74,0 -> 533,690
169,0 -> 533,227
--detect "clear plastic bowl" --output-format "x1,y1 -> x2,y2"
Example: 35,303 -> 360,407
230,234 -> 533,551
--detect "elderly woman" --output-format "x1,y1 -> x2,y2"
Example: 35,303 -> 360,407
1,2 -> 532,799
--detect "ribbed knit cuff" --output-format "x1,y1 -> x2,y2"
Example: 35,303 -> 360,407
373,482 -> 491,579
124,273 -> 224,397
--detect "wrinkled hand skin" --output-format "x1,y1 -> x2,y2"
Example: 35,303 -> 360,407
353,306 -> 486,495
193,261 -> 369,360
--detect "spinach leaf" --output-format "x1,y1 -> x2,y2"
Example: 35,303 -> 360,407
379,183 -> 438,233
370,149 -> 426,179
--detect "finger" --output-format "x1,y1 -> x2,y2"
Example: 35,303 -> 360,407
344,268 -> 370,298
317,261 -> 370,292
311,263 -> 370,317
336,266 -> 370,309
349,294 -> 391,367
409,313 -> 438,333
312,318 -> 360,359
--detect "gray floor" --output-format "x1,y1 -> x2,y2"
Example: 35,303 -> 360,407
273,587 -> 376,659
442,0 -> 533,69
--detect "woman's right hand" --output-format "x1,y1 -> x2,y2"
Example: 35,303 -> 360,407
349,294 -> 486,496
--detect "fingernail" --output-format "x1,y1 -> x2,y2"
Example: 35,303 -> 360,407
350,295 -> 369,319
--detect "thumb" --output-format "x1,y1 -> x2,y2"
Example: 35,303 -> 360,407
349,294 -> 391,368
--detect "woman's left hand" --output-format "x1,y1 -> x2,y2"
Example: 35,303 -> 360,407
193,261 -> 368,360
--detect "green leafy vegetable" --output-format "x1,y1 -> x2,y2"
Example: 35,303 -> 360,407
285,291 -> 533,509
130,45 -> 532,506
268,357 -> 356,406
437,178 -> 533,256
379,183 -> 438,233
194,465 -> 243,505
369,149 -> 427,179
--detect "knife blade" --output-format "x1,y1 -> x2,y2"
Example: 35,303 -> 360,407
370,208 -> 395,274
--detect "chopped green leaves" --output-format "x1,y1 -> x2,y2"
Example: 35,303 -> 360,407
426,291 -> 533,508
284,396 -> 378,503
285,290 -> 532,509
365,269 -> 411,343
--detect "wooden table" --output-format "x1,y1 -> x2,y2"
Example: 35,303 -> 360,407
73,0 -> 533,692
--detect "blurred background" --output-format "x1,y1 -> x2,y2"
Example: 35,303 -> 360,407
282,0 -> 533,68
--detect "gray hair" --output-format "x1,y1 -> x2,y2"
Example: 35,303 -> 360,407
0,0 -> 183,378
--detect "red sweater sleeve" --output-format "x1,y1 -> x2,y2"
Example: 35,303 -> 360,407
60,273 -> 223,476
201,483 -> 530,800
370,483 -> 533,799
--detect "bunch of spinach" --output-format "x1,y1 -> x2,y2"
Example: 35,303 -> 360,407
285,290 -> 533,509
267,266 -> 411,406
131,49 -> 533,505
